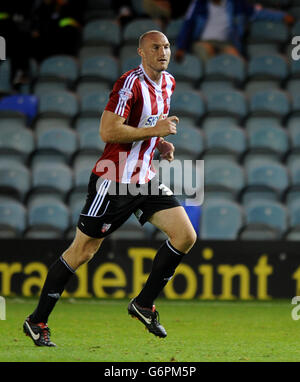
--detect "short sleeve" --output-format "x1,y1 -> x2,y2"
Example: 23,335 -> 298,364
105,72 -> 138,120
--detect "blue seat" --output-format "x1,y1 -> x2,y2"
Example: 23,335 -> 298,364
170,90 -> 205,121
39,55 -> 79,82
247,43 -> 279,58
69,198 -> 84,227
289,161 -> 300,186
0,59 -> 12,93
206,90 -> 247,119
74,163 -> 92,189
291,59 -> 300,78
38,91 -> 78,118
36,125 -> 78,158
0,162 -> 31,200
34,117 -> 71,130
200,80 -> 235,97
288,200 -> 300,228
248,54 -> 288,80
200,199 -> 243,239
80,55 -> 119,83
123,19 -> 161,43
120,45 -> 140,62
30,152 -> 67,168
288,121 -> 300,151
80,90 -> 110,115
166,125 -> 204,158
28,196 -> 70,232
168,54 -> 203,83
73,152 -> 99,172
204,158 -> 245,195
245,116 -> 282,130
244,79 -> 279,97
246,160 -> 289,197
204,125 -> 246,157
248,20 -> 289,44
74,117 -> 99,134
76,81 -> 110,97
82,19 -> 120,46
205,54 -> 245,83
0,113 -> 26,129
0,198 -> 26,234
121,56 -> 141,74
201,116 -> 237,130
68,188 -> 86,208
0,125 -> 34,159
33,80 -> 67,96
245,199 -> 287,234
79,45 -> 113,61
286,79 -> 300,96
166,18 -> 183,42
32,163 -> 73,195
247,124 -> 289,158
249,90 -> 290,117
78,127 -> 106,153
0,95 -> 38,124
291,93 -> 300,114
292,20 -> 300,37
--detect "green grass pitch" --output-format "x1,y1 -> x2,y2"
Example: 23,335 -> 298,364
1,298 -> 300,362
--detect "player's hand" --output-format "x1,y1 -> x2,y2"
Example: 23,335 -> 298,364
155,114 -> 179,138
157,139 -> 175,162
284,14 -> 295,25
174,49 -> 185,63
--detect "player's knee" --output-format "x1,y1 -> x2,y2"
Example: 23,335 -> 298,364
78,251 -> 94,265
71,238 -> 102,266
80,241 -> 101,264
170,228 -> 197,254
183,229 -> 197,251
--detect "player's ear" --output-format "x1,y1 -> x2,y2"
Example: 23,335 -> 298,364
137,47 -> 144,58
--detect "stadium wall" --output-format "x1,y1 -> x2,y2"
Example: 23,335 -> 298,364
0,239 -> 299,299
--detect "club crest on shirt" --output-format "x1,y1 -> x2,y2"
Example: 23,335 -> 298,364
101,223 -> 111,233
119,88 -> 133,102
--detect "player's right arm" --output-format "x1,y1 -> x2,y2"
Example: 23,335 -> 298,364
100,110 -> 179,144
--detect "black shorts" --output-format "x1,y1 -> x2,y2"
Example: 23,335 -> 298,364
77,173 -> 181,238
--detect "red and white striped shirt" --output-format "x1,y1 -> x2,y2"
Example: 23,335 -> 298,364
92,64 -> 176,184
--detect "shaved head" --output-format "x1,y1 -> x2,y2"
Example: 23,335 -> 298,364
138,30 -> 168,48
137,30 -> 171,82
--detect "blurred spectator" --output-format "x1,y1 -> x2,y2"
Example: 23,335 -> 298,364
143,0 -> 172,28
30,0 -> 84,62
175,0 -> 294,63
0,0 -> 35,88
143,0 -> 192,29
111,0 -> 135,27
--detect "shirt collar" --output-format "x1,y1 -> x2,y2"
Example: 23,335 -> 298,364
139,64 -> 163,89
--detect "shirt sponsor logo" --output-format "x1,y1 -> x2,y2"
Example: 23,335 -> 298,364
145,114 -> 167,127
